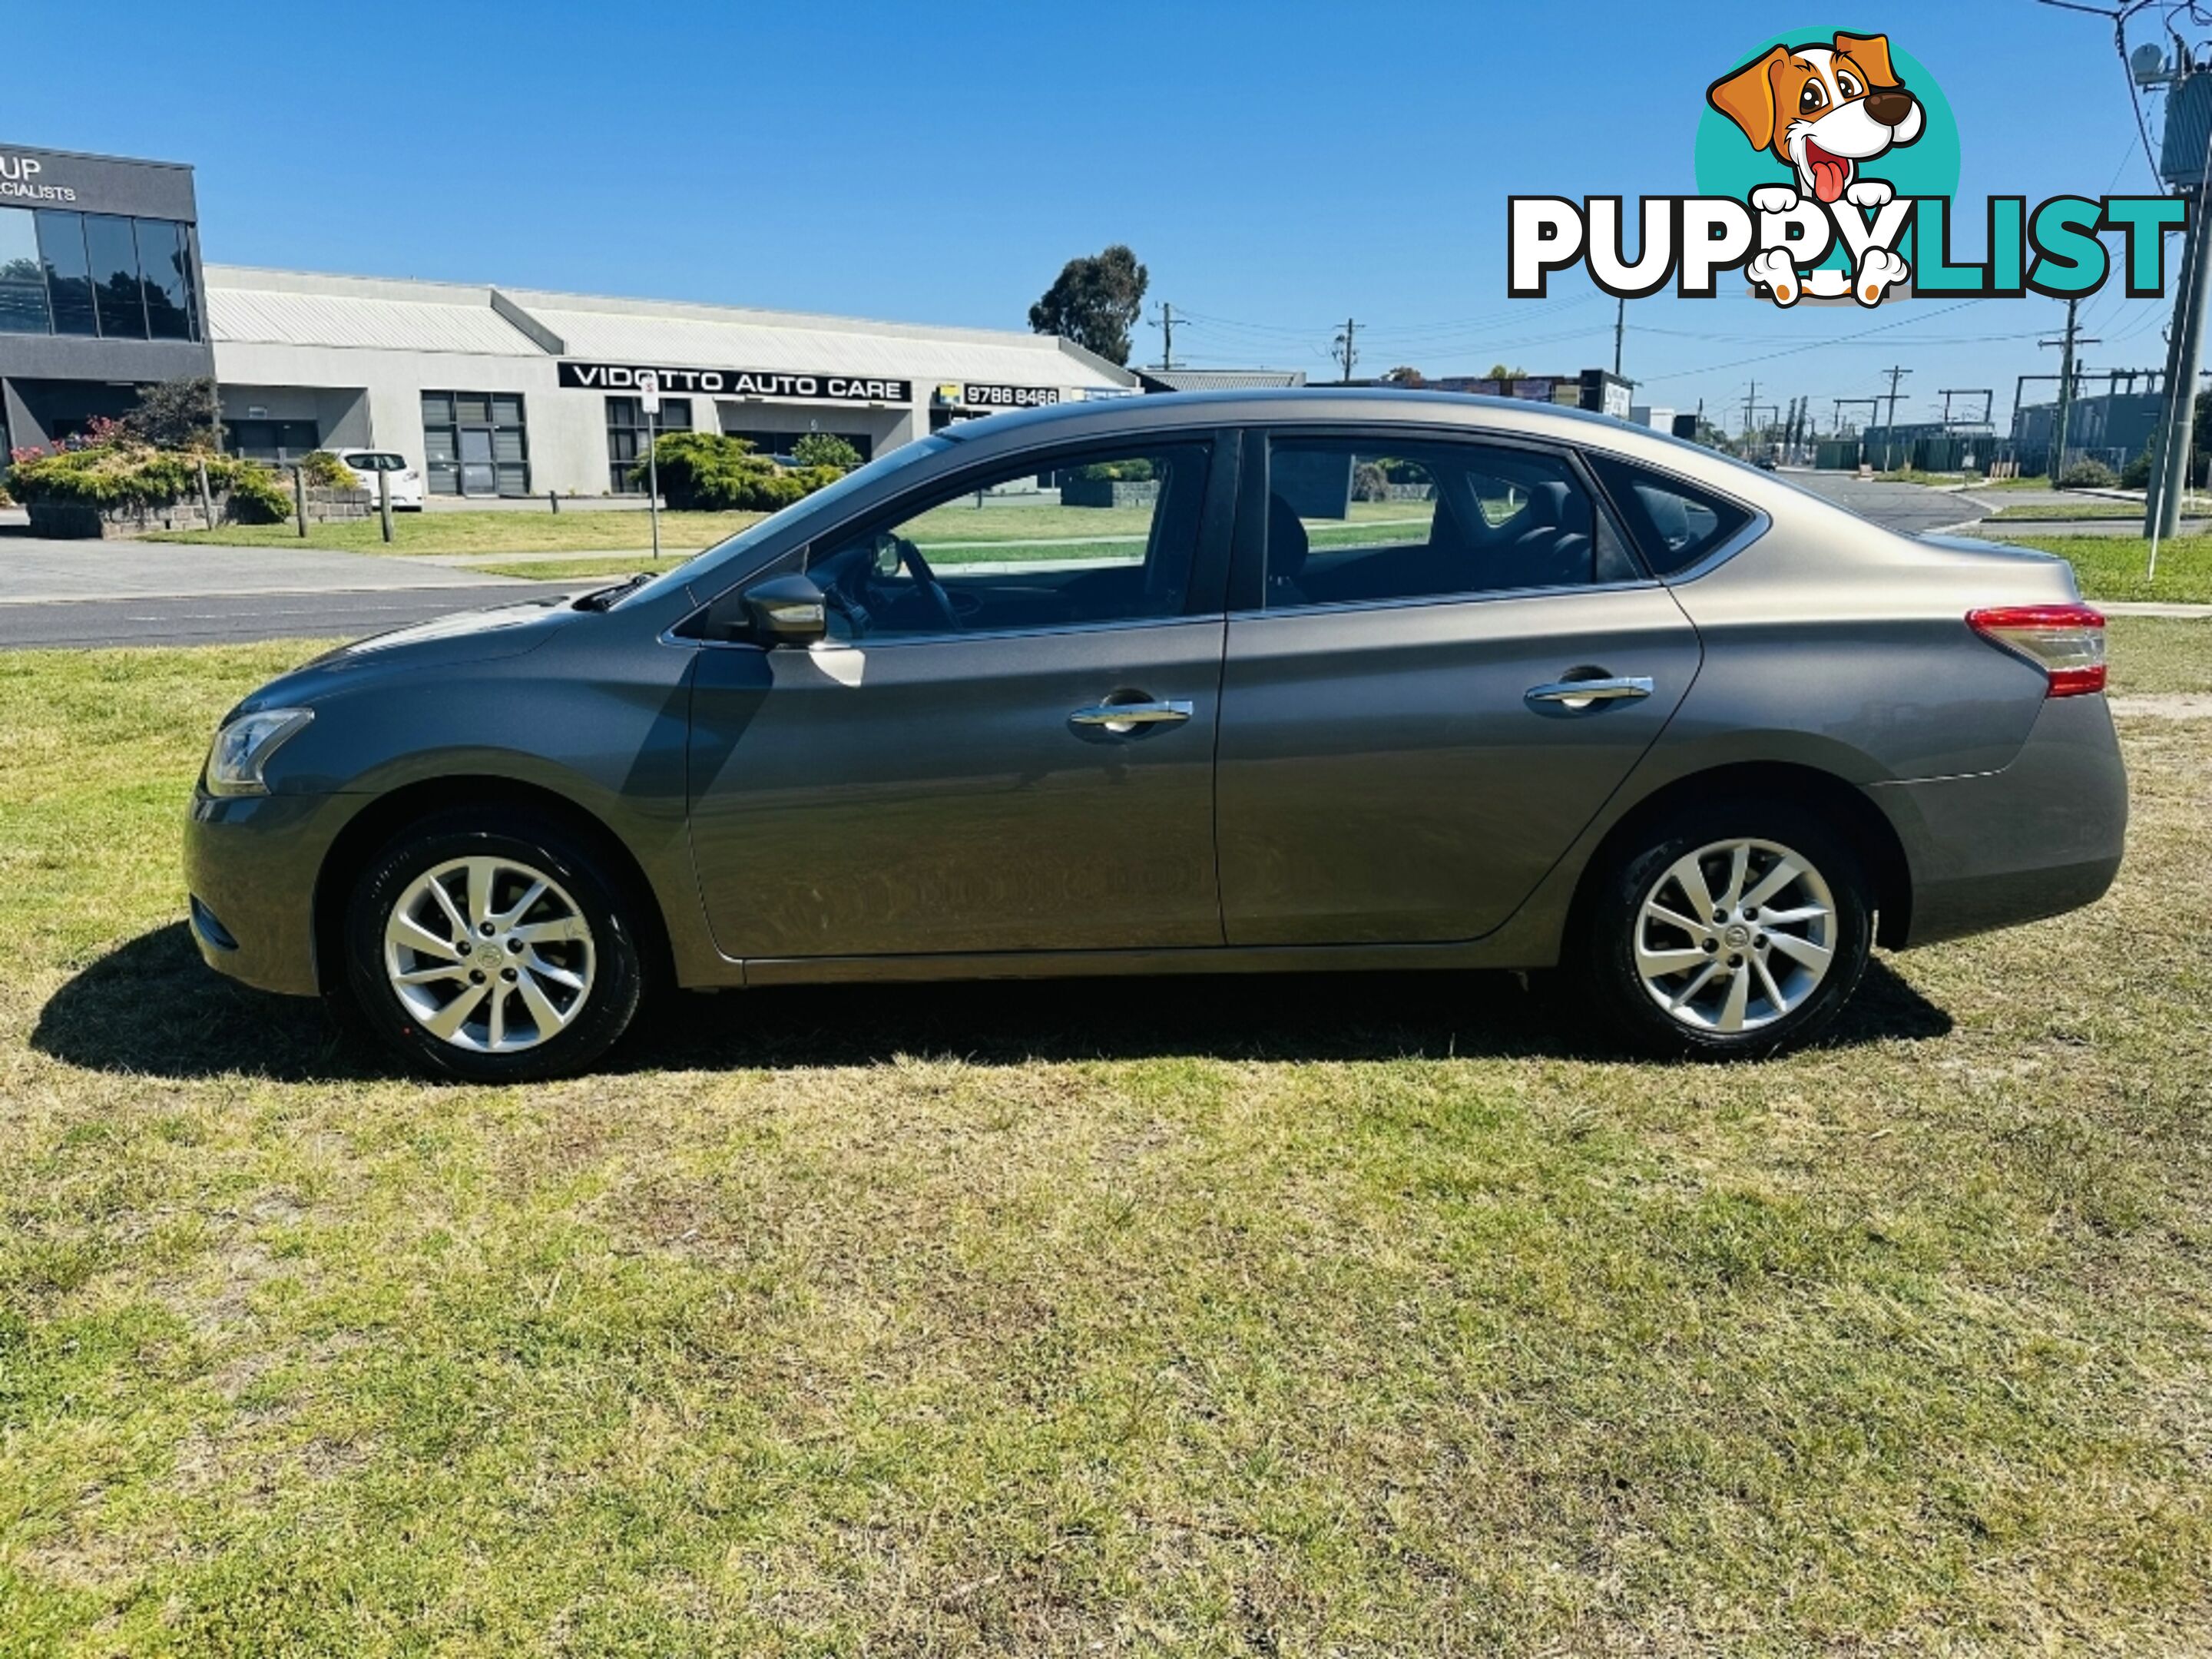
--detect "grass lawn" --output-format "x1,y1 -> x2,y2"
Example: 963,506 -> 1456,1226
465,505 -> 1435,584
469,555 -> 697,583
3,634 -> 2211,1652
136,499 -> 1427,562
1995,534 -> 2212,605
1984,502 -> 2149,522
141,509 -> 769,558
2108,614 -> 2212,694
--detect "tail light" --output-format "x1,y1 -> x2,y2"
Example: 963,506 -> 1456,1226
1966,604 -> 2106,697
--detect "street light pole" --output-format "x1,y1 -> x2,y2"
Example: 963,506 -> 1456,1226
640,371 -> 662,561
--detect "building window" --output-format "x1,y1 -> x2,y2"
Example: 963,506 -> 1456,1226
0,208 -> 48,334
0,207 -> 200,341
140,220 -> 197,342
36,210 -> 98,336
424,390 -> 531,496
85,215 -> 150,339
604,396 -> 692,493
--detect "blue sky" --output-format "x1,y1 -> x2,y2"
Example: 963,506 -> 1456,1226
3,0 -> 2178,432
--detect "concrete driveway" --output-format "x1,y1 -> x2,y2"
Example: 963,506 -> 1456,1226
0,536 -> 535,604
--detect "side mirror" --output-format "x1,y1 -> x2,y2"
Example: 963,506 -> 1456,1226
743,572 -> 829,646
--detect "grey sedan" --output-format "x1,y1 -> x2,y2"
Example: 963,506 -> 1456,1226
184,390 -> 2124,1078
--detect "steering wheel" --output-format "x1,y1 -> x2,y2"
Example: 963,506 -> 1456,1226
893,536 -> 962,633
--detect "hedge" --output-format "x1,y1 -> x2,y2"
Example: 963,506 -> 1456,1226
635,431 -> 843,512
5,444 -> 294,524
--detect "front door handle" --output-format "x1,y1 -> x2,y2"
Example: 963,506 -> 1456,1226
1524,675 -> 1654,710
1068,698 -> 1193,733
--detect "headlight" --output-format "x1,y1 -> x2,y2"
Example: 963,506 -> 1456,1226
204,708 -> 313,796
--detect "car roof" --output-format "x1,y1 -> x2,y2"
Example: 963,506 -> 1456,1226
937,387 -> 1779,501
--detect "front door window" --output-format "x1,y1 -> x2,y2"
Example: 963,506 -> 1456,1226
799,441 -> 1214,641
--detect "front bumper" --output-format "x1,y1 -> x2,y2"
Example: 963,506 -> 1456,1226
1868,692 -> 2129,949
183,788 -> 353,996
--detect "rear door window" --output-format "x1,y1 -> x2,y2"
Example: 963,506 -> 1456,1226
1584,454 -> 1754,575
1258,436 -> 1641,610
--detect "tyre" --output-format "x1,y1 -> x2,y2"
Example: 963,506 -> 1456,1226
1575,799 -> 1873,1059
342,806 -> 647,1081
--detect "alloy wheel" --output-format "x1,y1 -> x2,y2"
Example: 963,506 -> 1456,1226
1632,836 -> 1837,1035
382,856 -> 596,1053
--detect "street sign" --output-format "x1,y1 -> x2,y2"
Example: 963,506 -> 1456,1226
637,371 -> 661,416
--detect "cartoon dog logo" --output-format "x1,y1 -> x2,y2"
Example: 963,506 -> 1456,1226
1708,32 -> 1925,304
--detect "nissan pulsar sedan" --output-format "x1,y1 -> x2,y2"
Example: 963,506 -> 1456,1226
185,391 -> 2125,1079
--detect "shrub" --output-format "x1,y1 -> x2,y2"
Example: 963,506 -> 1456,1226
300,450 -> 361,491
2122,446 -> 2154,490
3,442 -> 292,523
121,376 -> 221,451
791,432 -> 863,471
1067,459 -> 1155,482
220,461 -> 294,524
2058,458 -> 2120,489
1352,461 -> 1391,501
637,431 -> 844,512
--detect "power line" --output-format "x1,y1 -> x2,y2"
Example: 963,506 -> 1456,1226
1631,300 -> 1988,383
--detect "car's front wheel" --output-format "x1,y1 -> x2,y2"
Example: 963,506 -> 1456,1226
1577,800 -> 1873,1059
342,807 -> 647,1080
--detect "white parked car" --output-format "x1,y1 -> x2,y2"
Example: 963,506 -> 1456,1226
333,449 -> 425,510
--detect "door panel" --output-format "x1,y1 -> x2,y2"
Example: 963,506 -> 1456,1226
688,621 -> 1226,959
1217,585 -> 1701,945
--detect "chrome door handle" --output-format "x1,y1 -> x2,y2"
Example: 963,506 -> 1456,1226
1525,675 -> 1654,710
1068,698 -> 1193,732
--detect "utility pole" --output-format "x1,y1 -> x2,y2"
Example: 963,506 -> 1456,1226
1613,294 -> 1626,377
2038,298 -> 2097,484
2149,139 -> 2212,537
1153,302 -> 1180,373
1876,365 -> 1912,470
1741,380 -> 1759,452
1333,317 -> 1359,383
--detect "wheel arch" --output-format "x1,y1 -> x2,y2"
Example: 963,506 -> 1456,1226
1566,760 -> 1913,951
313,775 -> 676,996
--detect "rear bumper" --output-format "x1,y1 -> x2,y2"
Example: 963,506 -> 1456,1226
183,788 -> 353,996
1867,693 -> 2128,949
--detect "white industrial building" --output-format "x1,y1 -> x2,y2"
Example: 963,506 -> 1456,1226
205,264 -> 1140,498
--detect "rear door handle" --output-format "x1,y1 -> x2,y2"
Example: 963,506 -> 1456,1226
1068,698 -> 1193,733
1524,675 -> 1654,710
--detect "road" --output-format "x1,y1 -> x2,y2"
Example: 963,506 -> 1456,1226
0,582 -> 586,649
1779,471 -> 1987,536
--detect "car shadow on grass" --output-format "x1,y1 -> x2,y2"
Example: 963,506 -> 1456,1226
33,921 -> 1955,1083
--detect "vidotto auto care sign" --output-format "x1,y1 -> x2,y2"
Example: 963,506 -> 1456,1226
557,361 -> 911,402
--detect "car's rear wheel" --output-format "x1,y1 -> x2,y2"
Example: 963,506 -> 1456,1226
1577,800 -> 1873,1059
342,808 -> 645,1080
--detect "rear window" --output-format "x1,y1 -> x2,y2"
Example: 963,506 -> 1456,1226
1586,454 -> 1753,576
346,452 -> 406,471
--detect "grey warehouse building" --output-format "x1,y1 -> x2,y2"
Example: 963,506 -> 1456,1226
2,141 -> 1140,495
0,143 -> 211,453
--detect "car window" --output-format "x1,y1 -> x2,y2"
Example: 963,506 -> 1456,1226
1261,437 -> 1639,610
800,441 -> 1214,641
1584,453 -> 1753,576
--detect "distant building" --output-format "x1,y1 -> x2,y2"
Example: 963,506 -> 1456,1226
1,138 -> 1141,495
